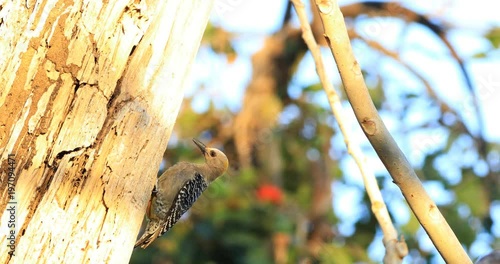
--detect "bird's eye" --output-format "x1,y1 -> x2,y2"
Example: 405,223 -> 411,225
210,150 -> 216,157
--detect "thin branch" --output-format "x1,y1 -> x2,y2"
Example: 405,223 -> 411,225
312,1 -> 486,156
311,0 -> 472,263
290,0 -> 407,262
348,29 -> 483,143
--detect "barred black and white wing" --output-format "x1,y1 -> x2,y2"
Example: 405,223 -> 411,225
160,173 -> 208,235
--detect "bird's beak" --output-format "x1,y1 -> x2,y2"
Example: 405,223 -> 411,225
192,138 -> 207,154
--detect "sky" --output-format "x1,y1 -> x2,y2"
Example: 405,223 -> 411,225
184,1 -> 499,263
189,0 -> 500,140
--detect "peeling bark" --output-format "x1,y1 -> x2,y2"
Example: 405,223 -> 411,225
0,0 -> 213,263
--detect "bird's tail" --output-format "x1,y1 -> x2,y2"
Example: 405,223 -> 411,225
134,221 -> 162,249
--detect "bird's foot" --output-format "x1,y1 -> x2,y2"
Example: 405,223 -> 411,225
152,184 -> 158,196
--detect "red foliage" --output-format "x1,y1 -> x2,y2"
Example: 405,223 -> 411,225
256,184 -> 284,205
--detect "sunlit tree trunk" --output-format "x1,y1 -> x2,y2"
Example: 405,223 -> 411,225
0,0 -> 213,262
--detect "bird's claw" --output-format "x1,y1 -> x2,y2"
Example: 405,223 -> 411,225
152,185 -> 158,196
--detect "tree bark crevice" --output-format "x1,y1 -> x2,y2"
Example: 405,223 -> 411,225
1,0 -> 214,262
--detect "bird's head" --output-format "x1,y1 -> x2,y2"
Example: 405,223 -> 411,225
193,138 -> 229,179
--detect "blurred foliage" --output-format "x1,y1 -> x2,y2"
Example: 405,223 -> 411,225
131,2 -> 499,263
203,23 -> 237,63
485,27 -> 500,49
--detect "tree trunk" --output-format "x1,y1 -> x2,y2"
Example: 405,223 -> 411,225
0,0 -> 213,263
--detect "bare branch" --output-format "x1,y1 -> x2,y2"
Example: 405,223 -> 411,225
311,0 -> 472,262
291,0 -> 407,262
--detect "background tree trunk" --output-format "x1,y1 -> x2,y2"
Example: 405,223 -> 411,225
0,0 -> 213,263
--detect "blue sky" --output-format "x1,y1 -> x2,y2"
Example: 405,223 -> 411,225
189,0 -> 500,141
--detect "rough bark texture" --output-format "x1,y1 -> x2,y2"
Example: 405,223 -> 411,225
0,0 -> 213,263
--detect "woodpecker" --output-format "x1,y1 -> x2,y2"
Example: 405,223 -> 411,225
134,138 -> 229,249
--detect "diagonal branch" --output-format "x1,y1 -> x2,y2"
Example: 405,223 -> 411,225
311,0 -> 472,263
347,29 -> 487,158
291,0 -> 407,262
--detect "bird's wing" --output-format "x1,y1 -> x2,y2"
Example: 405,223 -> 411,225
160,172 -> 208,235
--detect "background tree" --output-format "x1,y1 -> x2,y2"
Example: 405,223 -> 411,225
131,1 -> 499,263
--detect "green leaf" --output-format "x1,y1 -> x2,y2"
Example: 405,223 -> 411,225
485,27 -> 500,48
303,83 -> 324,92
421,152 -> 443,181
402,213 -> 421,235
453,170 -> 489,218
441,206 -> 477,246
